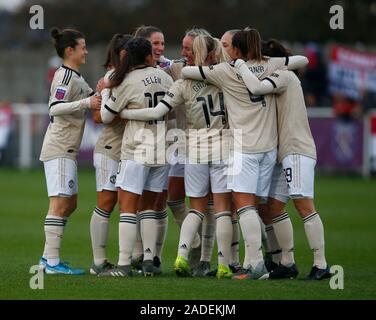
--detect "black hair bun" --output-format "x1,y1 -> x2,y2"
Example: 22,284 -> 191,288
50,27 -> 61,40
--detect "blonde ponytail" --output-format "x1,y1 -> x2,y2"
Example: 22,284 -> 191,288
193,35 -> 209,66
193,35 -> 230,66
213,38 -> 230,63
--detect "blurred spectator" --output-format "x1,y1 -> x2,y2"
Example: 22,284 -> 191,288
301,43 -> 328,107
332,93 -> 361,121
304,93 -> 318,107
0,101 -> 12,163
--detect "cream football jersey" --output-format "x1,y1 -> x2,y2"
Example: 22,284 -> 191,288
267,70 -> 317,162
94,69 -> 125,161
40,65 -> 94,161
104,66 -> 173,166
163,59 -> 187,131
186,58 -> 288,154
162,79 -> 229,163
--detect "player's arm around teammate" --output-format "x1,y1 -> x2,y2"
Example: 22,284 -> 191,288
89,34 -> 133,275
121,35 -> 235,279
181,28 -> 289,280
173,28 -> 216,272
258,40 -> 331,280
98,38 -> 173,277
38,28 -> 101,275
131,25 -> 170,274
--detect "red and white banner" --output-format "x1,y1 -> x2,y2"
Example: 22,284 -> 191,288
329,45 -> 376,100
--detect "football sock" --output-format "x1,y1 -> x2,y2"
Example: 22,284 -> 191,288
155,208 -> 168,260
237,206 -> 264,269
257,213 -> 269,252
215,211 -> 232,266
177,209 -> 204,260
90,207 -> 110,265
265,224 -> 282,264
118,213 -> 137,266
167,198 -> 187,227
139,210 -> 157,261
168,198 -> 201,249
303,212 -> 327,269
44,215 -> 67,267
132,215 -> 143,260
200,201 -> 216,262
230,218 -> 240,265
272,212 -> 295,266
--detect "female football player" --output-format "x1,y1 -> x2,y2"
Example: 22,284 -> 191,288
119,35 -> 234,279
181,28 -> 308,280
89,33 -> 133,275
131,25 -> 171,274
220,29 -> 243,272
220,29 -> 240,58
99,37 -> 173,277
135,25 -> 171,68
166,28 -> 217,275
39,27 -> 101,275
233,39 -> 331,280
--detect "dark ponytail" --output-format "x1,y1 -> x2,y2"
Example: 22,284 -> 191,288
232,28 -> 263,62
50,27 -> 85,58
103,33 -> 133,70
50,28 -> 61,40
261,39 -> 291,57
109,37 -> 152,88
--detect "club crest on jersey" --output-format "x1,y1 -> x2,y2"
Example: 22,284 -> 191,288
55,87 -> 66,100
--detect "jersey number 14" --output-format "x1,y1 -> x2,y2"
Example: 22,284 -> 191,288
196,93 -> 227,128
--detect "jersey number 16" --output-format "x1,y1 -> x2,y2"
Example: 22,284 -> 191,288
145,91 -> 166,125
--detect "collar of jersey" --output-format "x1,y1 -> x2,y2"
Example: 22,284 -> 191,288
133,65 -> 149,70
62,65 -> 81,77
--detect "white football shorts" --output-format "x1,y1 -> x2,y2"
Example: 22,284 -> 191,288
281,154 -> 316,199
116,159 -> 169,195
185,161 -> 231,197
43,157 -> 78,197
267,164 -> 289,203
93,153 -> 119,192
168,163 -> 185,178
227,148 -> 277,197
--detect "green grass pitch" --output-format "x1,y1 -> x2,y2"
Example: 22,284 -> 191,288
0,167 -> 375,300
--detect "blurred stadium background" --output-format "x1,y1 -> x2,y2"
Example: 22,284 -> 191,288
1,0 -> 376,300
